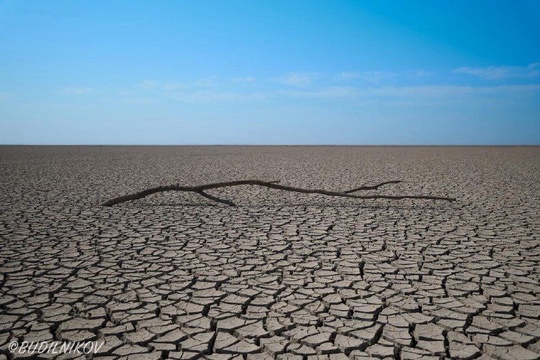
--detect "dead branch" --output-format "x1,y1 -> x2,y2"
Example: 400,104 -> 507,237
101,179 -> 455,207
344,180 -> 402,193
195,190 -> 236,207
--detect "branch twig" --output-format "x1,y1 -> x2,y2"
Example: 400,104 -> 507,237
101,179 -> 455,207
196,190 -> 236,207
344,180 -> 402,193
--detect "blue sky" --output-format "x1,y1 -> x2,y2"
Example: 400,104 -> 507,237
1,0 -> 539,144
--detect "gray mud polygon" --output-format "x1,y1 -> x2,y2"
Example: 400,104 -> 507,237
1,146 -> 539,359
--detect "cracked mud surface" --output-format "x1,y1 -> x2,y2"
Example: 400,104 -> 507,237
1,145 -> 539,359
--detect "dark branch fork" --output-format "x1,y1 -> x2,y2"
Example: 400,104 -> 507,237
101,179 -> 455,207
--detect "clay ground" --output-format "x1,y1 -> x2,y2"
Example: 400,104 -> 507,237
0,146 -> 539,359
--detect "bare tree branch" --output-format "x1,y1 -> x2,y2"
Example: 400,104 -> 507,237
344,180 -> 402,193
196,190 -> 237,207
101,179 -> 455,207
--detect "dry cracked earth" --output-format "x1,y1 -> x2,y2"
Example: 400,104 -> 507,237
1,146 -> 539,360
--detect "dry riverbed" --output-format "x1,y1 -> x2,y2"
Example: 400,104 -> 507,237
1,146 -> 539,359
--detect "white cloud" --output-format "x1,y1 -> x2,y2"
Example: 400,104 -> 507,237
193,78 -> 216,87
124,78 -> 269,103
334,70 -> 431,83
370,84 -> 540,98
277,84 -> 540,102
280,86 -> 360,99
135,80 -> 183,91
135,78 -> 217,90
453,63 -> 540,80
335,72 -> 363,81
233,76 -> 256,83
136,80 -> 159,89
161,82 -> 184,91
61,87 -> 93,95
335,71 -> 396,83
118,73 -> 540,105
122,97 -> 158,105
164,90 -> 267,103
405,69 -> 433,78
274,73 -> 319,87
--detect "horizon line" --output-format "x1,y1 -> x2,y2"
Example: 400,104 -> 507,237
1,144 -> 539,147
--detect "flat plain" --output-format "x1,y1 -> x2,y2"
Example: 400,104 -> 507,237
1,145 -> 539,359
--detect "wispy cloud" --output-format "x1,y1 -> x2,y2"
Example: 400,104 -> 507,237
278,84 -> 540,102
335,72 -> 363,81
121,97 -> 158,105
117,70 -> 540,105
274,73 -> 319,87
61,87 -> 93,95
126,78 -> 266,103
280,86 -> 360,99
233,76 -> 257,84
135,80 -> 184,91
453,62 -> 540,80
406,70 -> 432,78
334,69 -> 432,83
193,78 -> 217,88
164,90 -> 267,103
136,78 -> 218,89
359,84 -> 540,101
335,71 -> 396,83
